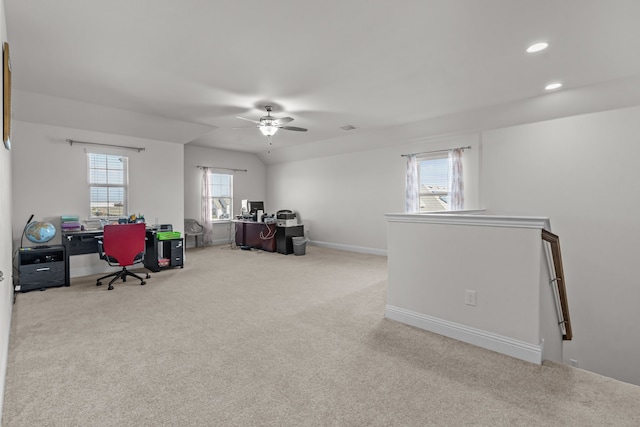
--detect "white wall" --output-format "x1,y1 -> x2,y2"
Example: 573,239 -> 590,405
267,134 -> 481,255
481,105 -> 640,385
0,0 -> 13,413
11,121 -> 184,278
183,144 -> 267,246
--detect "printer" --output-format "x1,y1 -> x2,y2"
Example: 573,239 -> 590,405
276,210 -> 297,227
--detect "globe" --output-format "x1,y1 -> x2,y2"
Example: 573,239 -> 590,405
25,221 -> 57,244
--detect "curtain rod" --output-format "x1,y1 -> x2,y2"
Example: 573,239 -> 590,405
197,165 -> 248,173
66,139 -> 146,152
400,145 -> 471,157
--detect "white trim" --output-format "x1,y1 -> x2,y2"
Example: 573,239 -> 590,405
70,265 -> 112,279
0,285 -> 14,415
211,238 -> 233,246
310,240 -> 387,257
385,305 -> 543,365
188,239 -> 387,255
385,211 -> 551,231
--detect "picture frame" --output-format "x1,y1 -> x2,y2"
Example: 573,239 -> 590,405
3,42 -> 12,150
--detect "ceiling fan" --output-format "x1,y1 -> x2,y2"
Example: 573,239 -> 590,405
236,105 -> 308,137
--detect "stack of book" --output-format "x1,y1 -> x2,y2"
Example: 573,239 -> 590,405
61,215 -> 81,232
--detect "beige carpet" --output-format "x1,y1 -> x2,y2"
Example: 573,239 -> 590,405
3,245 -> 640,426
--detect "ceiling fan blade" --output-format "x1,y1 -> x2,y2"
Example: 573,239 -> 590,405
280,126 -> 308,132
276,117 -> 294,124
236,116 -> 260,124
232,126 -> 256,130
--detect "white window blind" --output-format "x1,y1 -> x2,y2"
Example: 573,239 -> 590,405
208,172 -> 233,220
87,153 -> 128,217
417,155 -> 450,212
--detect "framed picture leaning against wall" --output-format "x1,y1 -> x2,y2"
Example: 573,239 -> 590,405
3,41 -> 12,150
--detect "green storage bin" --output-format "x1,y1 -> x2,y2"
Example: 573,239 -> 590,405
157,231 -> 181,240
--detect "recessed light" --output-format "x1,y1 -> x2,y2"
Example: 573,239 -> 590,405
545,82 -> 562,91
527,42 -> 549,53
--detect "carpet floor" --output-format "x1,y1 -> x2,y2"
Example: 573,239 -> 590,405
3,245 -> 640,426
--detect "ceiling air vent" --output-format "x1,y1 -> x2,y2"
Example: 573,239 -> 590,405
340,125 -> 357,131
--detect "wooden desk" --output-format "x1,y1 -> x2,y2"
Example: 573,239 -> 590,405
234,220 -> 277,252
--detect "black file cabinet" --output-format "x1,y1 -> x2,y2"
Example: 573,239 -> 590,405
144,231 -> 184,272
16,245 -> 67,292
276,225 -> 304,255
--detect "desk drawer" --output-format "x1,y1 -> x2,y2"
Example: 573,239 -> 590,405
20,261 -> 65,276
19,262 -> 65,289
67,238 -> 100,255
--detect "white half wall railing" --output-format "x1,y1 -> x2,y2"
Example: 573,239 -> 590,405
385,212 -> 569,365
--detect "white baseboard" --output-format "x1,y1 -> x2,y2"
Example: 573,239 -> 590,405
385,305 -> 543,365
70,266 -> 110,278
310,240 -> 387,257
211,238 -> 233,246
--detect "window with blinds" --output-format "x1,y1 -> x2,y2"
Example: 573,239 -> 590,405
209,172 -> 233,220
87,153 -> 128,218
417,154 -> 450,212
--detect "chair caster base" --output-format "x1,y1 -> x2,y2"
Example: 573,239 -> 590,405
141,281 -> 146,285
97,281 -> 102,287
108,285 -> 114,290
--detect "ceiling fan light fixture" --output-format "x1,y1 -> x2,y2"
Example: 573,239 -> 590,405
236,105 -> 307,138
259,125 -> 279,136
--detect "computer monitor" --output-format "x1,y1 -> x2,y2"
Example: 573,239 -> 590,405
248,201 -> 264,214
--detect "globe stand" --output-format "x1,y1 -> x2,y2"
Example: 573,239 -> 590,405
19,214 -> 34,249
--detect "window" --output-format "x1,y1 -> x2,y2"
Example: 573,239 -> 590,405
209,173 -> 232,220
87,153 -> 128,218
417,154 -> 450,212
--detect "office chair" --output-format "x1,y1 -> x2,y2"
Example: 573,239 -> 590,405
184,218 -> 204,248
96,223 -> 150,290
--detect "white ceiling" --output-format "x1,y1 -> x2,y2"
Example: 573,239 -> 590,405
6,0 -> 640,163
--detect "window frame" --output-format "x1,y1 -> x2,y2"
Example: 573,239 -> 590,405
87,152 -> 129,219
208,172 -> 233,222
417,153 -> 450,213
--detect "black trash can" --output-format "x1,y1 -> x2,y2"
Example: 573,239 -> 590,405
292,236 -> 307,256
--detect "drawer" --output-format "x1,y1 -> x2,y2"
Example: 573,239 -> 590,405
21,268 -> 65,283
67,239 -> 99,255
170,255 -> 183,267
20,261 -> 65,275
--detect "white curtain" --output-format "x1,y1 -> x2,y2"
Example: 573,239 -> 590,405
448,148 -> 464,211
201,167 -> 214,244
405,154 -> 419,213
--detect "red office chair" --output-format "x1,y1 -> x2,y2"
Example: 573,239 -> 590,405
96,223 -> 150,290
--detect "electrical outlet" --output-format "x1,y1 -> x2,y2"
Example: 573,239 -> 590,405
465,290 -> 477,306
570,359 -> 579,367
